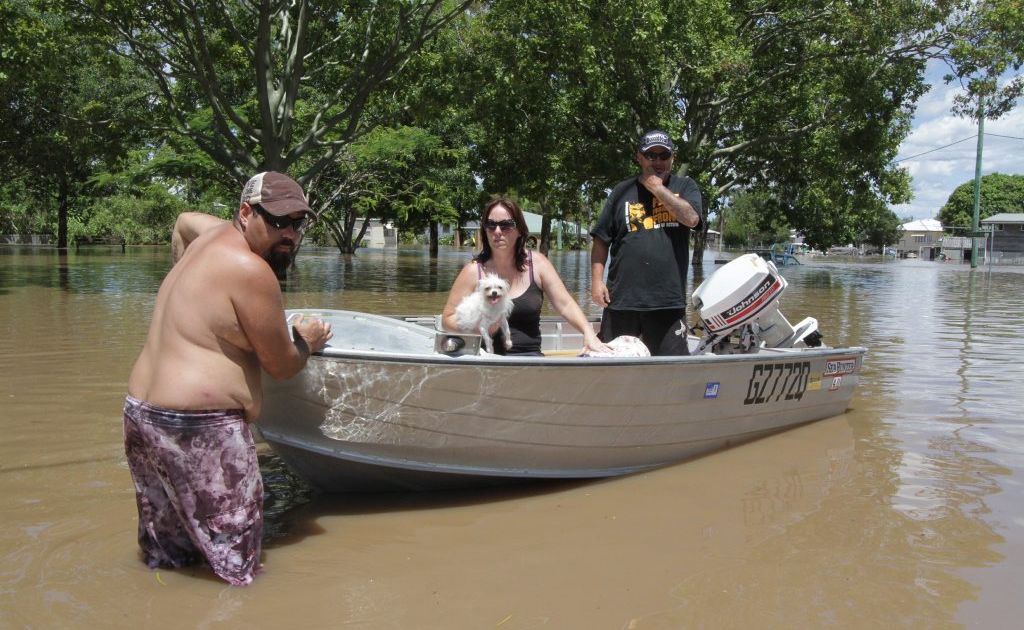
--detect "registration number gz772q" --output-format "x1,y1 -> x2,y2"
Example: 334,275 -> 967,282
743,361 -> 811,405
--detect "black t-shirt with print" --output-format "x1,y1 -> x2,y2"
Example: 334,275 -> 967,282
590,175 -> 702,311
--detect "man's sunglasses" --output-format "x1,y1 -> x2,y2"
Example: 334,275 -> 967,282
642,151 -> 673,161
483,219 -> 517,231
253,204 -> 311,232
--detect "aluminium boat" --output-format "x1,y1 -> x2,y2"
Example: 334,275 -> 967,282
257,255 -> 865,492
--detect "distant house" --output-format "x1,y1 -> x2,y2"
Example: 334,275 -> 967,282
896,219 -> 943,259
355,218 -> 398,248
981,213 -> 1024,264
440,210 -> 587,249
936,234 -> 978,263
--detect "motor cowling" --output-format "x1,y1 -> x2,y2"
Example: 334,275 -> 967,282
691,253 -> 820,353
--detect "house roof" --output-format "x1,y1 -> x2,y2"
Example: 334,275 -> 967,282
981,213 -> 1024,224
901,218 -> 943,232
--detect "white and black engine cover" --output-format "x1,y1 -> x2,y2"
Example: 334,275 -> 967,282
692,253 -> 821,353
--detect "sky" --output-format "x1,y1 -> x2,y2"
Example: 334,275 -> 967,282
891,61 -> 1024,221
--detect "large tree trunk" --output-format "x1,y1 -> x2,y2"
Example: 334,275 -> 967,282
57,177 -> 69,251
691,226 -> 706,268
691,199 -> 711,268
327,208 -> 365,254
429,221 -> 439,257
540,215 -> 552,255
352,215 -> 371,251
537,200 -> 553,255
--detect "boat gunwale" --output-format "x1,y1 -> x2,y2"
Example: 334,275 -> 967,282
290,308 -> 867,366
312,344 -> 868,366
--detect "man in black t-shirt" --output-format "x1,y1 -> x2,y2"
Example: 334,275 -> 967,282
590,129 -> 702,355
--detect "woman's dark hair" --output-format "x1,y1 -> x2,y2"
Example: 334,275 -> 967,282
475,196 -> 530,271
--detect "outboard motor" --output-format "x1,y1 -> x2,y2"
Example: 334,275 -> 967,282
691,254 -> 822,354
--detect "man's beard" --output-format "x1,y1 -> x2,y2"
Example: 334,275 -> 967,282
265,245 -> 296,280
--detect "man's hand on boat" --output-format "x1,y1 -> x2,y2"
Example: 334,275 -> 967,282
290,314 -> 333,356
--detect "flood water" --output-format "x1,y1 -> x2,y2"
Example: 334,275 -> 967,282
2,245 -> 1023,628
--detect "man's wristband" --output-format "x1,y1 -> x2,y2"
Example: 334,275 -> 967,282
292,326 -> 311,359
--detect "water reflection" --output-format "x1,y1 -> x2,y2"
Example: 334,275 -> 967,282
0,245 -> 169,294
2,247 -> 1024,625
286,247 -> 468,296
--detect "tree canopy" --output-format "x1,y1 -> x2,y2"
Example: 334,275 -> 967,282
937,173 -> 1024,228
70,0 -> 473,188
2,0 -> 154,247
448,0 -> 968,252
0,0 -> 1019,254
945,0 -> 1024,120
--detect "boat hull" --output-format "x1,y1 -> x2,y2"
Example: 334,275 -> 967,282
258,311 -> 864,491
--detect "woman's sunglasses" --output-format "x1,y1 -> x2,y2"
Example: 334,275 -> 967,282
253,204 -> 311,232
483,219 -> 517,232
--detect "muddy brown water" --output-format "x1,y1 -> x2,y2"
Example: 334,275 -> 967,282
2,246 -> 1023,628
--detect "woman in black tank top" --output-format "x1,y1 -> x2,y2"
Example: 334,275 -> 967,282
476,252 -> 543,355
442,197 -> 609,356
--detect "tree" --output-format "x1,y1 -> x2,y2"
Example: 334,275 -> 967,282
456,0 -> 653,253
653,0 -> 955,256
857,206 -> 903,250
310,125 -> 475,253
946,0 -> 1023,120
72,0 -> 474,203
937,173 -> 1024,229
1,0 -> 153,248
77,148 -> 202,245
455,0 -> 959,256
720,190 -> 791,249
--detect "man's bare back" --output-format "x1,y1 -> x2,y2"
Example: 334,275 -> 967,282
128,211 -> 331,420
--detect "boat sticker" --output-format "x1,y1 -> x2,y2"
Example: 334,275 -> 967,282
807,376 -> 822,391
743,361 -> 811,405
823,357 -> 858,377
704,382 -> 720,399
829,376 -> 843,391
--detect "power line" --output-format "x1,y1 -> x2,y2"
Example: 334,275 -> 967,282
895,131 -> 1024,163
894,135 -> 976,162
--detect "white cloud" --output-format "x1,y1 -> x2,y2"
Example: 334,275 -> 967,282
891,62 -> 1023,220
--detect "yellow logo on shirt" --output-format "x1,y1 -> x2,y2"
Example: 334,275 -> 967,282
626,198 -> 679,232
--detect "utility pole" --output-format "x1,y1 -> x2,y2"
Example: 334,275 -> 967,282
970,94 -> 985,269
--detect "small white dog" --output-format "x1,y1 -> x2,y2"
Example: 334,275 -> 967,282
454,273 -> 514,353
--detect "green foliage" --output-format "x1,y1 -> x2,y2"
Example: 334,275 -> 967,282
312,125 -> 477,252
73,189 -> 188,245
4,0 -> 1016,254
0,0 -> 156,246
721,191 -> 792,249
73,0 -> 474,187
459,0 -> 657,216
452,0 -> 952,252
937,173 -> 1024,228
947,0 -> 1023,120
857,206 -> 904,249
346,126 -> 463,225
0,177 -> 52,235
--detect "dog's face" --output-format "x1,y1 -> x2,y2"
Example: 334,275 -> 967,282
477,273 -> 510,306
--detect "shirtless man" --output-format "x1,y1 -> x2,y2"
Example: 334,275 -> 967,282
124,171 -> 332,586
